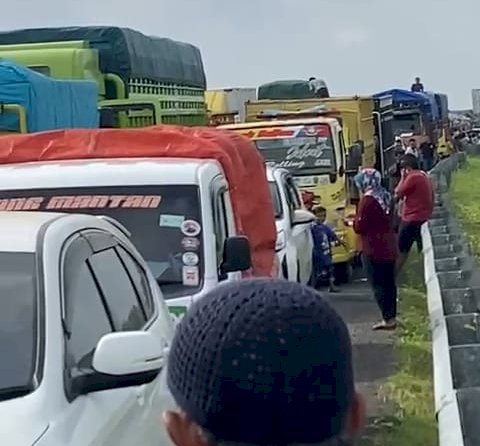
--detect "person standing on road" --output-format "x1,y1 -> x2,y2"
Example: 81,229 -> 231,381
164,279 -> 367,446
420,141 -> 435,171
405,138 -> 419,157
353,168 -> 398,331
311,206 -> 342,293
395,154 -> 434,275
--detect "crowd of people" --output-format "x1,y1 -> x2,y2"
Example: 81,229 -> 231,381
160,153 -> 435,446
307,153 -> 434,331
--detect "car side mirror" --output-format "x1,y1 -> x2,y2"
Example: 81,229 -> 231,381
221,236 -> 252,275
71,331 -> 167,397
292,209 -> 315,226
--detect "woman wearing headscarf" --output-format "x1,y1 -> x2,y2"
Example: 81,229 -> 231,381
353,168 -> 398,330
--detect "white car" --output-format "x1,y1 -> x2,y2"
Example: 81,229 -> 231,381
0,211 -> 175,446
267,166 -> 314,284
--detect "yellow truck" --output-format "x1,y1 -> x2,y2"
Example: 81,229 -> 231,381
222,97 -> 378,282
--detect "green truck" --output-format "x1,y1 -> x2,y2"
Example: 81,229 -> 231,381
0,26 -> 208,129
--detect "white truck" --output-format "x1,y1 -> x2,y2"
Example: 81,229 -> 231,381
0,127 -> 277,323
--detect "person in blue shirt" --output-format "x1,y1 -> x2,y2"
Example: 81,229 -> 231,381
311,206 -> 343,293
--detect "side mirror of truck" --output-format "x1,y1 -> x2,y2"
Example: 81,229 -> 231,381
221,236 -> 252,275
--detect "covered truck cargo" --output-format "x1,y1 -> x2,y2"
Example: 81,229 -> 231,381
0,60 -> 98,132
0,26 -> 207,89
258,80 -> 329,100
0,126 -> 276,276
373,89 -> 431,112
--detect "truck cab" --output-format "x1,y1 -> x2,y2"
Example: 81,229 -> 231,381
0,158 -> 252,323
221,113 -> 356,282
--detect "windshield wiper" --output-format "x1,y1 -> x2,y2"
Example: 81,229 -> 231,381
0,384 -> 34,402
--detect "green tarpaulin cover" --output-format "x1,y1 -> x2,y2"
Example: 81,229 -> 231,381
258,80 -> 329,100
0,26 -> 206,89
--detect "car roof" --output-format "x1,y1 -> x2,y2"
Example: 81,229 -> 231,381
0,211 -> 64,253
0,158 -> 221,189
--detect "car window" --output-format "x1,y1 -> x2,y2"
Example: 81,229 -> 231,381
64,260 -> 113,372
213,189 -> 229,268
89,248 -> 147,331
268,181 -> 283,218
285,176 -> 302,210
0,252 -> 38,402
116,245 -> 154,319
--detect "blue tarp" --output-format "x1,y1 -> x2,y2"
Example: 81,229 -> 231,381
0,60 -> 99,132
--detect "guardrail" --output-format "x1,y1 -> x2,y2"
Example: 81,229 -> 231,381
422,150 -> 476,446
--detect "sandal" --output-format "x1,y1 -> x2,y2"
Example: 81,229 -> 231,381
372,320 -> 397,331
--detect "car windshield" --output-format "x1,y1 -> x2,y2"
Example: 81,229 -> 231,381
0,186 -> 203,300
253,124 -> 336,175
0,252 -> 38,402
392,113 -> 421,135
268,181 -> 283,219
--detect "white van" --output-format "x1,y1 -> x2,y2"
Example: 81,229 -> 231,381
267,166 -> 314,284
0,158 -> 253,322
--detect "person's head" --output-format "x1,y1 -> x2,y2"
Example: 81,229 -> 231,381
164,279 -> 365,446
408,138 -> 417,148
302,191 -> 318,211
415,76 -> 421,83
313,205 -> 327,223
354,168 -> 383,195
400,153 -> 420,172
309,76 -> 316,81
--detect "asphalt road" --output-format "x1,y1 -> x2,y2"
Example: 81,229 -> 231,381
322,276 -> 397,420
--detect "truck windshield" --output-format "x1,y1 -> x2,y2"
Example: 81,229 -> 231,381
252,124 -> 336,175
392,113 -> 422,135
0,252 -> 38,402
0,186 -> 203,300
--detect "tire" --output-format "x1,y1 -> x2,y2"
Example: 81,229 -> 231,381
334,262 -> 353,284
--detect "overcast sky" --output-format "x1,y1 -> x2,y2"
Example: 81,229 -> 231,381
2,0 -> 477,108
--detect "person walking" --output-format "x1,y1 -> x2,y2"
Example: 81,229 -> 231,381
395,154 -> 434,275
164,279 -> 366,446
420,141 -> 435,171
311,206 -> 342,292
353,168 -> 398,330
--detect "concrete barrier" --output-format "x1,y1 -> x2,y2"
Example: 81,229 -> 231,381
422,152 -> 478,446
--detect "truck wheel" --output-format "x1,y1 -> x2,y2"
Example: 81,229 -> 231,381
334,262 -> 353,284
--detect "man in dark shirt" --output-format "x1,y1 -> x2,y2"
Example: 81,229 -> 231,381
420,141 -> 435,171
411,77 -> 424,92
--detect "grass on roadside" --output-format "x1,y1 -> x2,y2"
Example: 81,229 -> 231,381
451,157 -> 480,258
361,253 -> 438,446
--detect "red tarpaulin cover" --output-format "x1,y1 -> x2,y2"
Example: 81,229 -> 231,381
0,126 -> 277,277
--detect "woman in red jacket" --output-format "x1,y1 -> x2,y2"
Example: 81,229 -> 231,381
353,168 -> 398,330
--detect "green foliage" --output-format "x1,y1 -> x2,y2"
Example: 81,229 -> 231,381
361,254 -> 437,445
452,158 -> 480,259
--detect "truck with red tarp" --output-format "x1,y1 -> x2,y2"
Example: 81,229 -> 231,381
0,125 -> 277,322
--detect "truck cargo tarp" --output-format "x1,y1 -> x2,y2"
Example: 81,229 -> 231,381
373,89 -> 430,107
0,126 -> 276,276
0,60 -> 98,132
258,80 -> 329,100
0,27 -> 207,89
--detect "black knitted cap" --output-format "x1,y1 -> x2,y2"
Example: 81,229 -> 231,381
167,279 -> 354,445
